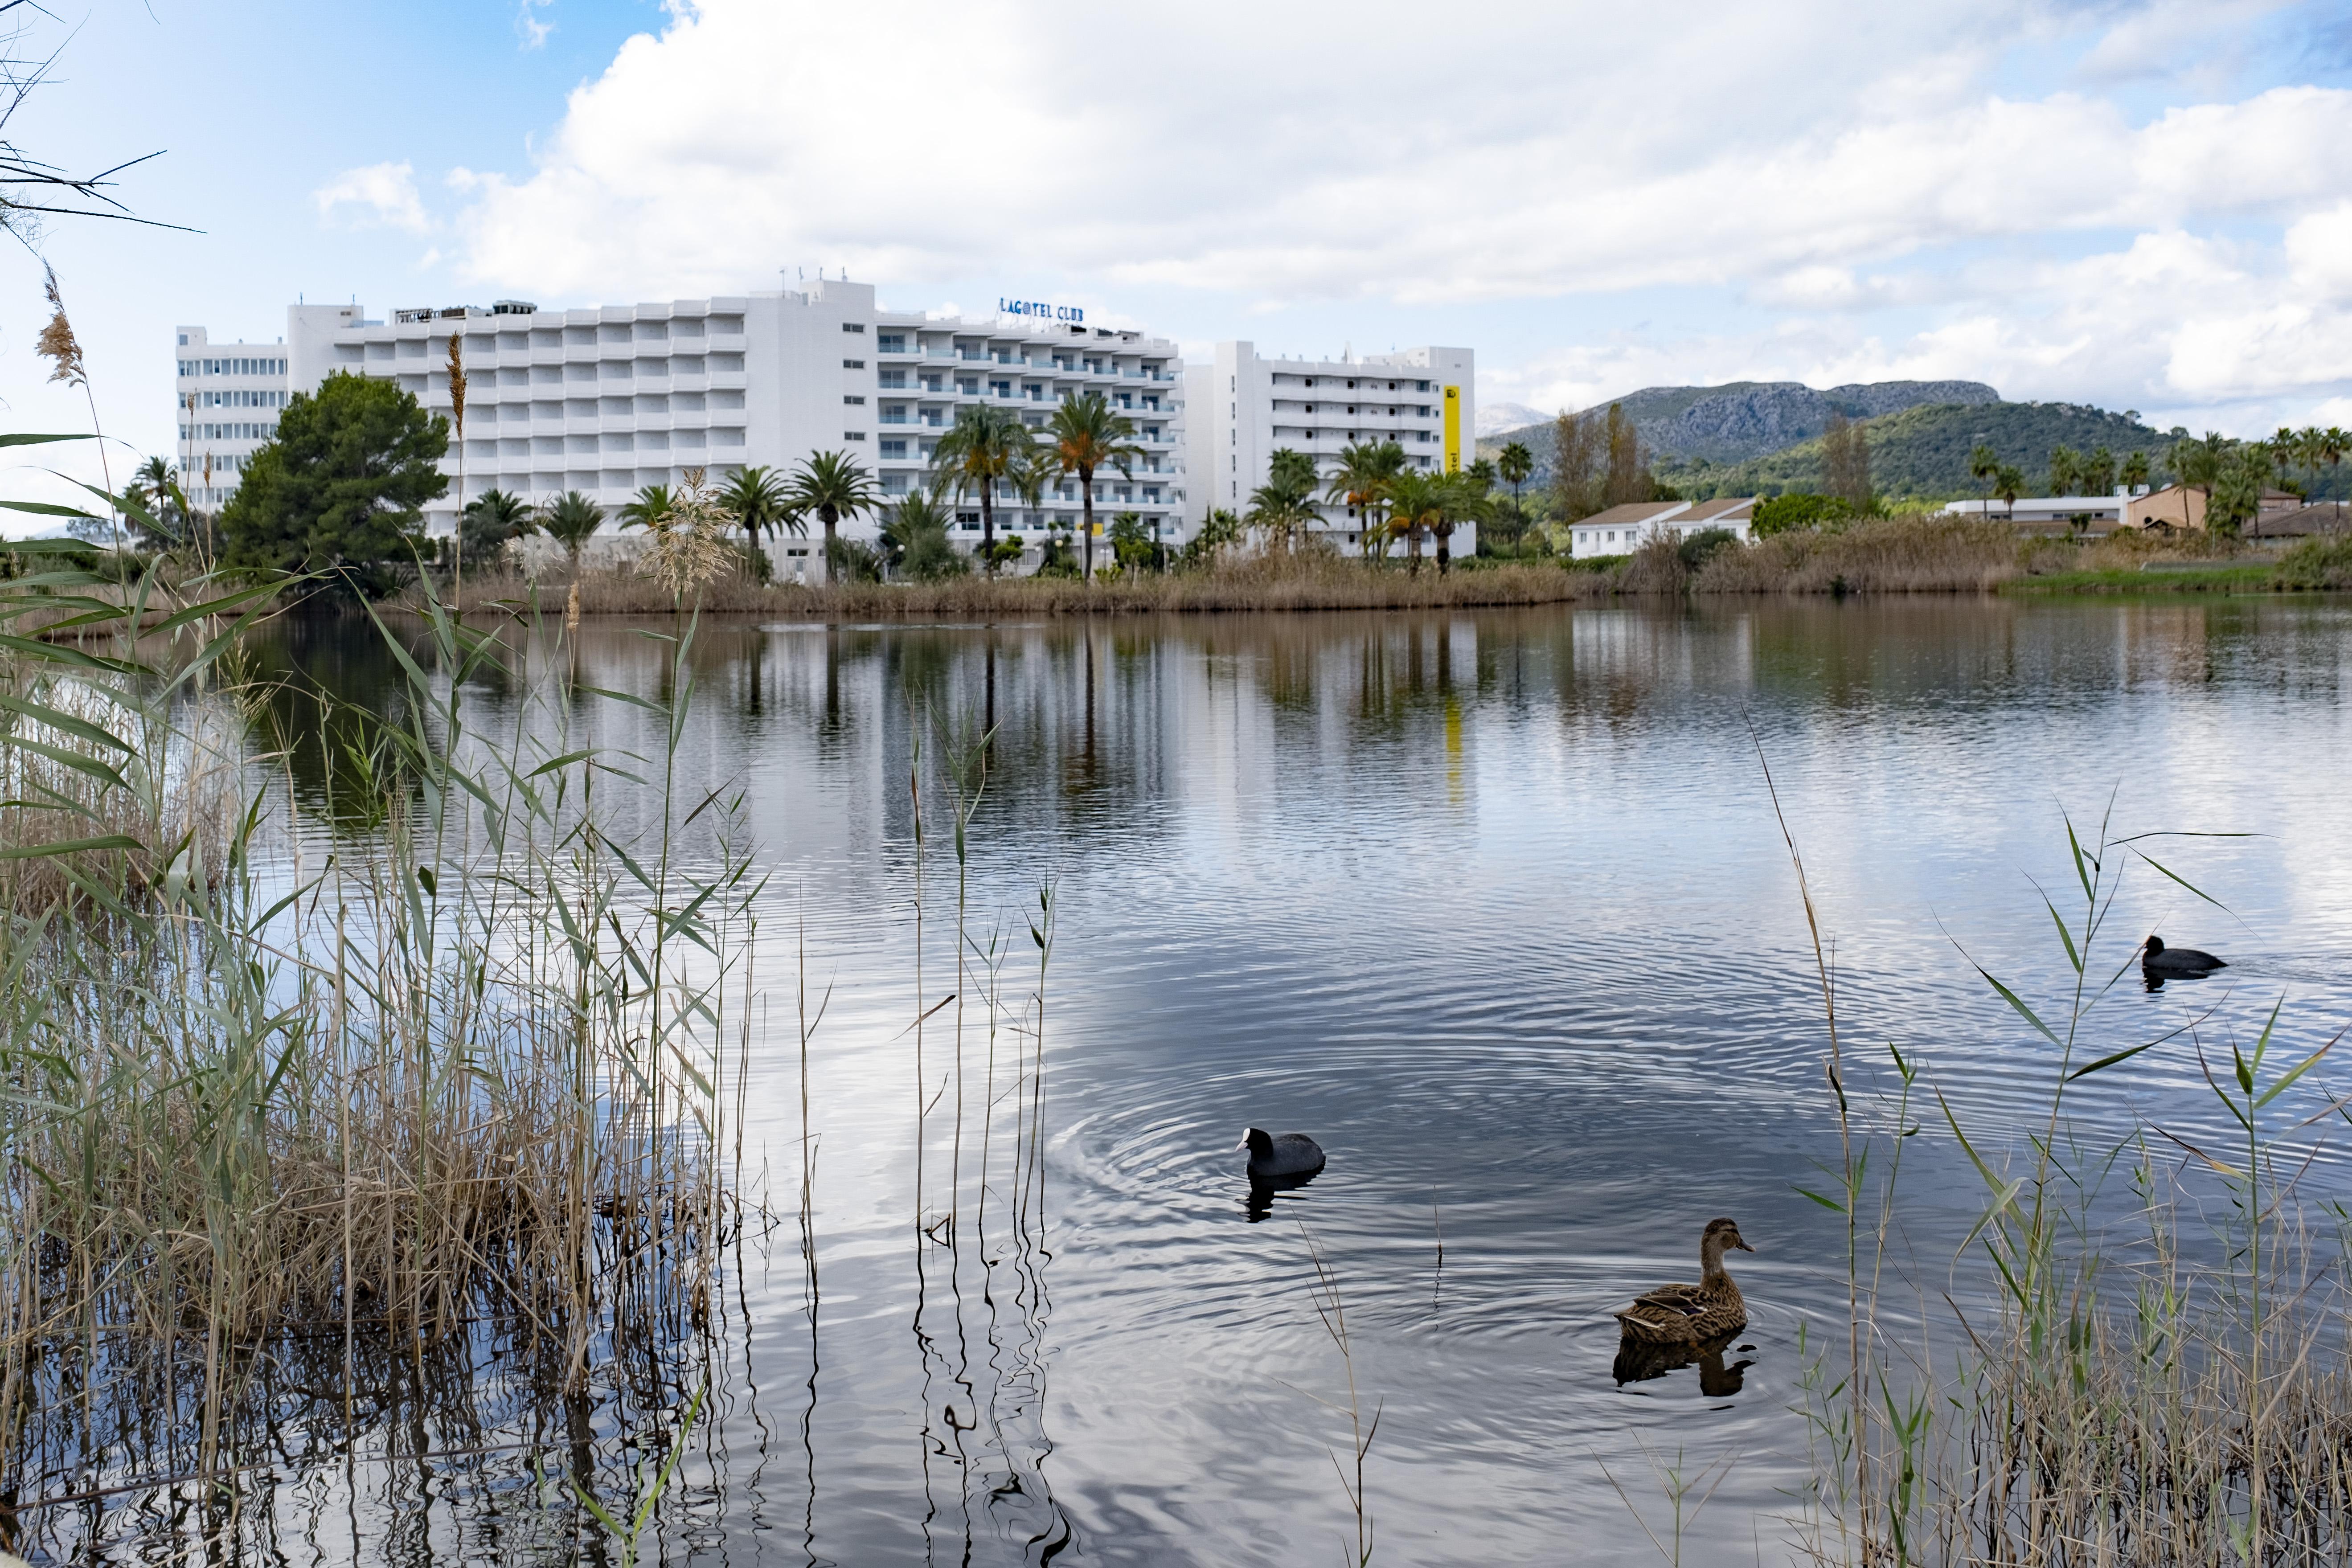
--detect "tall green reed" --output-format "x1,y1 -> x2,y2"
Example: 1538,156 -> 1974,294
1760,755 -> 2352,1565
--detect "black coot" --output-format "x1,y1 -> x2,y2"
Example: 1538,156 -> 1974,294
2143,935 -> 2228,978
1237,1127 -> 1325,1184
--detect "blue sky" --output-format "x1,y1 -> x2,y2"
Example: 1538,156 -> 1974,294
5,0 -> 2352,520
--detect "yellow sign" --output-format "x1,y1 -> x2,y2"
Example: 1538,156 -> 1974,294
1443,385 -> 1462,473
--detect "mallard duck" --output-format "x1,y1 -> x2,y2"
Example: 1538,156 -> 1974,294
1614,1217 -> 1755,1345
2143,935 -> 2227,977
1236,1128 -> 1325,1184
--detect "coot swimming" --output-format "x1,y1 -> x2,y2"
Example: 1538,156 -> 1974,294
1236,1128 -> 1325,1183
2143,935 -> 2228,977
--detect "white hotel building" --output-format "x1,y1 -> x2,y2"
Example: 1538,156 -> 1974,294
180,279 -> 1188,555
174,324 -> 316,511
1187,341 -> 1475,554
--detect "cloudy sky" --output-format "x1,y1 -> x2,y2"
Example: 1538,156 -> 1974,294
3,0 -> 2350,514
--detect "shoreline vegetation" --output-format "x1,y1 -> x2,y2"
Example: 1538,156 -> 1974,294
381,516 -> 2352,620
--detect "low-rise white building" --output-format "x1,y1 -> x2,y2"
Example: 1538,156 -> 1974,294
1566,497 -> 1756,558
1941,492 -> 2137,529
179,280 -> 1188,557
1187,341 -> 1475,555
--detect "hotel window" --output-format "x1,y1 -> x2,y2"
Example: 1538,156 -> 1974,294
990,380 -> 1012,397
843,359 -> 865,369
842,323 -> 865,333
880,439 -> 907,457
844,430 -> 866,440
877,334 -> 906,352
844,394 -> 866,405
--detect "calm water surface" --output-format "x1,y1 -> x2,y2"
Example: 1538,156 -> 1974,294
245,597 -> 2352,1566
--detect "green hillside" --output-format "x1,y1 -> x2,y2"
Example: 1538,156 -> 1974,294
1665,401 -> 2180,502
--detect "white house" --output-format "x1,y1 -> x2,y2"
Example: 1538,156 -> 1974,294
1566,497 -> 1757,559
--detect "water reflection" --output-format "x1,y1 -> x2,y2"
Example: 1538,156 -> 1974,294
1613,1335 -> 1756,1399
196,595 -> 2352,1566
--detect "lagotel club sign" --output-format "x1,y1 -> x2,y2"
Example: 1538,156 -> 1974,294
998,296 -> 1085,323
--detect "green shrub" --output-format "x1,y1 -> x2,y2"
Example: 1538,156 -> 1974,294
1751,492 -> 1858,537
1677,526 -> 1739,569
2273,533 -> 2352,590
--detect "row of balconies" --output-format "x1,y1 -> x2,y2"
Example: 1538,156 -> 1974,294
456,430 -> 748,454
352,334 -> 754,366
881,343 -> 1173,377
1269,427 -> 1438,444
409,371 -> 748,404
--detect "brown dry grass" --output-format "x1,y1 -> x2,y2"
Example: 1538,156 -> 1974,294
1693,513 -> 2023,594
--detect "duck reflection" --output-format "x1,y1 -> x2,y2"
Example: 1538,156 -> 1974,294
1241,1167 -> 1322,1223
1612,1332 -> 1754,1397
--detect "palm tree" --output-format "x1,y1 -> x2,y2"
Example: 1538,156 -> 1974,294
2046,446 -> 2080,497
1248,447 -> 1320,555
2168,432 -> 2233,528
880,492 -> 964,581
1044,391 -> 1141,581
1993,464 -> 2025,520
619,483 -> 677,532
540,490 -> 606,576
719,463 -> 799,563
1970,442 -> 2000,512
1325,439 -> 1406,559
461,487 -> 536,561
122,454 -> 184,549
2119,451 -> 2151,493
1436,470 -> 1494,573
1497,440 -> 1534,553
781,450 -> 880,586
2081,446 -> 2116,498
1384,469 -> 1447,574
930,405 -> 1038,574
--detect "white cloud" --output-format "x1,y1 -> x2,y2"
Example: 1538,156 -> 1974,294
516,0 -> 555,49
313,160 -> 430,233
415,0 -> 2352,434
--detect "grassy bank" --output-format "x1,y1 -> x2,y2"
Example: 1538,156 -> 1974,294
2003,533 -> 2352,595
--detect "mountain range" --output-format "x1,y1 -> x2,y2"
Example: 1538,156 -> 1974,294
1477,380 -> 2002,471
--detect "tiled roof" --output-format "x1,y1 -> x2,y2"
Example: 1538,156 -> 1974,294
1573,501 -> 1689,528
2246,501 -> 2350,538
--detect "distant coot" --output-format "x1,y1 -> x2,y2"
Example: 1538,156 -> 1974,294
1237,1128 -> 1325,1184
2143,935 -> 2228,978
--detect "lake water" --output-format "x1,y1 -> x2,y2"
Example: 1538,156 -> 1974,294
234,597 -> 2352,1566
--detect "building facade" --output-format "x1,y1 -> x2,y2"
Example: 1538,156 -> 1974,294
172,326 -> 305,511
1186,342 -> 1475,555
180,280 -> 1188,559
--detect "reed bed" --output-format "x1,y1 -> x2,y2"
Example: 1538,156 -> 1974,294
0,569 -> 751,1558
404,553 -> 1616,621
1694,515 -> 2023,595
